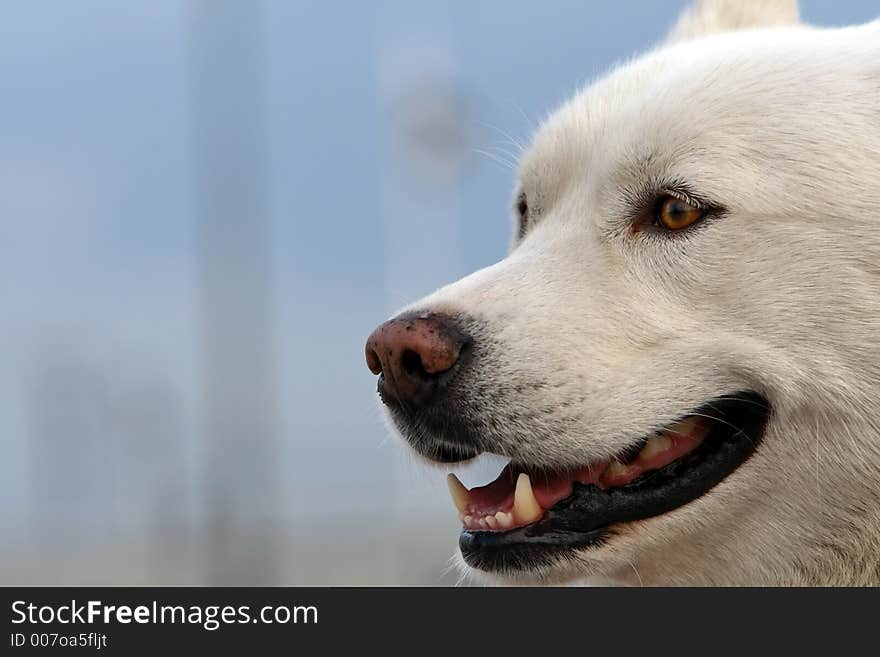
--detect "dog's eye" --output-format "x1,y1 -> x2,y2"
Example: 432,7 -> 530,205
655,196 -> 704,231
517,194 -> 528,220
516,193 -> 529,238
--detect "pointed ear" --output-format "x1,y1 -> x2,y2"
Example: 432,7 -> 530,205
666,0 -> 799,44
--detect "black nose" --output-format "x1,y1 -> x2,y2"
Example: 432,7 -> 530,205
365,313 -> 469,406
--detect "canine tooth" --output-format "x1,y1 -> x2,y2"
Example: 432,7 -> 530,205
604,461 -> 630,479
513,473 -> 543,524
485,515 -> 499,529
495,511 -> 514,530
665,416 -> 700,439
446,473 -> 470,513
640,434 -> 673,460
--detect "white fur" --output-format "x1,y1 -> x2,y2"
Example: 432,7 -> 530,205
396,1 -> 880,585
667,0 -> 799,43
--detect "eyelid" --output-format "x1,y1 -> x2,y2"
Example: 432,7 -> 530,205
660,188 -> 705,210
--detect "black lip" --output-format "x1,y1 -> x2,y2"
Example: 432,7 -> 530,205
420,441 -> 480,464
459,391 -> 771,574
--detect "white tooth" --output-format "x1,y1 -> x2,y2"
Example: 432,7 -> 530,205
478,517 -> 489,529
494,511 -> 514,530
513,473 -> 543,524
665,416 -> 700,439
485,515 -> 498,530
464,515 -> 473,528
604,461 -> 630,480
446,473 -> 470,513
640,434 -> 673,461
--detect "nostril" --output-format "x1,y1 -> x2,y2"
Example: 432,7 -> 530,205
401,348 -> 429,380
365,346 -> 383,375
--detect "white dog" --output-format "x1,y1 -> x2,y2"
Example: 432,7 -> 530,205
365,0 -> 880,585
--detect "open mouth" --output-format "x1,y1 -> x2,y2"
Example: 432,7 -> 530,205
448,391 -> 770,574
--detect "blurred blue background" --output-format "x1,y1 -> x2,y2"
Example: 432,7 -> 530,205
0,0 -> 873,584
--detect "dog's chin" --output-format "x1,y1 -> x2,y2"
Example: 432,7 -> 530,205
400,391 -> 771,581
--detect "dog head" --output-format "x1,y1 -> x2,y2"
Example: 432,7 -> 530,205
366,0 -> 880,585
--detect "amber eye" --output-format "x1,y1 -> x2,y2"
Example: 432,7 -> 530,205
655,195 -> 703,231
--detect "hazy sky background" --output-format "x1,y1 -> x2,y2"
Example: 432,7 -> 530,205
0,0 -> 875,584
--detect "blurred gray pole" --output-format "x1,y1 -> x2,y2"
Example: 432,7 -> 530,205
378,11 -> 468,583
188,0 -> 279,584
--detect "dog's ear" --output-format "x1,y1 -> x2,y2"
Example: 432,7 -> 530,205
666,0 -> 799,43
